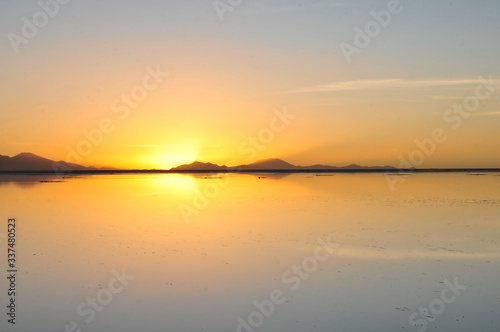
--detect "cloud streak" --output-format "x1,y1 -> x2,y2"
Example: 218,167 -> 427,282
286,78 -> 500,94
129,144 -> 161,148
471,111 -> 500,117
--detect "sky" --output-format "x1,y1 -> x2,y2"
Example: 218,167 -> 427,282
1,0 -> 499,169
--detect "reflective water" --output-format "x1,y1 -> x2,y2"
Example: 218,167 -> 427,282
0,173 -> 499,332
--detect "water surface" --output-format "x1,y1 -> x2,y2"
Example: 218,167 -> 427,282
0,173 -> 499,332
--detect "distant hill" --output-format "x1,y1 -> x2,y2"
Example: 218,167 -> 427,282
171,161 -> 228,171
0,152 -> 95,171
319,163 -> 397,170
0,153 -> 396,172
239,158 -> 298,170
171,158 -> 396,171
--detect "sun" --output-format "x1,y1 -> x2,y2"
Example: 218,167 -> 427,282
145,143 -> 200,170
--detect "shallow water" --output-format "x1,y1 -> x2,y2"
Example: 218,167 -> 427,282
0,173 -> 499,332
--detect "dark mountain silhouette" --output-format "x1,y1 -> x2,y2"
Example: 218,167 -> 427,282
240,158 -> 298,170
171,158 -> 396,171
0,152 -> 93,171
0,153 -> 396,172
320,163 -> 396,170
171,161 -> 228,171
171,159 -> 299,172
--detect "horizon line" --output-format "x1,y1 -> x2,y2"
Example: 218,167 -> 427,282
1,168 -> 500,176
2,152 -> 500,172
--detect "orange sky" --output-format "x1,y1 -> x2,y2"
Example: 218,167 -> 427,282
1,1 -> 500,169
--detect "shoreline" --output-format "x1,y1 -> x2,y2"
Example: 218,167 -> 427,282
1,168 -> 500,175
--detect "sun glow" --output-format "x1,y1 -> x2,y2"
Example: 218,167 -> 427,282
152,174 -> 198,196
144,142 -> 200,170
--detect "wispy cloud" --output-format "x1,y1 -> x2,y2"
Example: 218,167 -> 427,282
6,142 -> 55,146
430,95 -> 466,101
129,144 -> 161,148
286,78 -> 500,94
471,111 -> 500,117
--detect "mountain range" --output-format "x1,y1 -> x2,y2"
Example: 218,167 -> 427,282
0,153 -> 99,171
0,153 -> 396,172
170,158 -> 396,171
